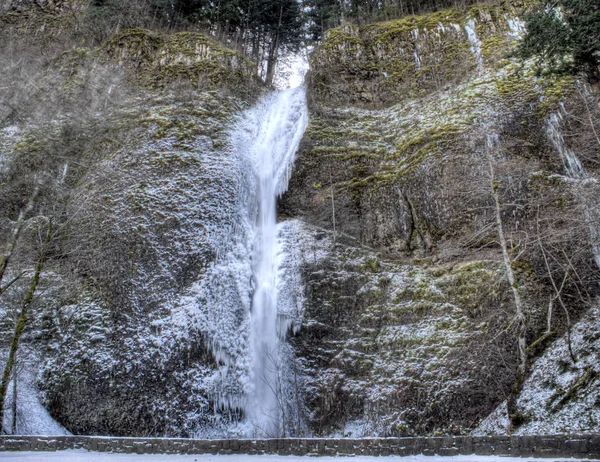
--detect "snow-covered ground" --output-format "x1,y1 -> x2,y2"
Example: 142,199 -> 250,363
0,348 -> 69,436
0,453 -> 594,462
475,304 -> 600,435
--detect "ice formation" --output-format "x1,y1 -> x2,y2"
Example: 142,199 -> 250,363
243,88 -> 308,436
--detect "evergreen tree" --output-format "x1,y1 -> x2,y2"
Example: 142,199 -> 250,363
303,0 -> 341,41
84,0 -> 304,84
518,0 -> 600,82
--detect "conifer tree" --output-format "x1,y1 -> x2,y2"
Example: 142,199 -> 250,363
518,0 -> 600,82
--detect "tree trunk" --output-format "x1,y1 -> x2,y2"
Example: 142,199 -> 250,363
400,188 -> 429,251
487,152 -> 527,429
0,220 -> 51,434
329,164 -> 336,246
537,226 -> 577,363
265,4 -> 284,86
0,183 -> 40,295
258,32 -> 266,77
11,357 -> 17,435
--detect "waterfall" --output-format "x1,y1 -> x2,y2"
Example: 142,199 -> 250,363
546,110 -> 600,268
464,19 -> 483,73
243,87 -> 308,436
547,112 -> 585,178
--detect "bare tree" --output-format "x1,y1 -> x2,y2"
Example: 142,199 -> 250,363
0,183 -> 40,297
485,140 -> 528,427
534,209 -> 577,363
0,218 -> 52,434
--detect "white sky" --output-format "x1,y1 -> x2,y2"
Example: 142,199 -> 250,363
273,48 -> 310,90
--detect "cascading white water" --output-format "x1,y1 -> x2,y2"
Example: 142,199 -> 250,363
547,109 -> 600,268
547,112 -> 585,179
464,19 -> 483,73
244,87 -> 308,436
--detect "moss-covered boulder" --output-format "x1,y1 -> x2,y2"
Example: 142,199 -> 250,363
0,88 -> 255,437
0,6 -> 264,436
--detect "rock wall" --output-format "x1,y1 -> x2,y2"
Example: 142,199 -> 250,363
37,91 -> 254,437
281,221 -> 517,436
282,0 -> 600,437
2,434 -> 600,457
307,1 -> 531,108
2,0 -> 600,440
98,28 -> 262,94
0,2 -> 265,437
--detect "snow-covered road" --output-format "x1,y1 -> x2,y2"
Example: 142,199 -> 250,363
0,452 -> 596,461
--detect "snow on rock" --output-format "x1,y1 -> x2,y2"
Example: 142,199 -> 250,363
0,125 -> 19,174
33,91 -> 259,438
464,19 -> 483,72
475,304 -> 600,435
28,88 -> 309,439
285,220 -> 518,436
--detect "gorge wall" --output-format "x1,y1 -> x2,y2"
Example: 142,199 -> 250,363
1,0 -> 266,437
281,0 -> 600,437
1,0 -> 599,441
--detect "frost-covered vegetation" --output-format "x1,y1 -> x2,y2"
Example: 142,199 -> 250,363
1,0 -> 600,440
476,305 -> 600,435
0,0 -> 269,437
0,85 -> 260,435
282,0 -> 600,436
307,2 -> 532,107
284,220 -> 518,436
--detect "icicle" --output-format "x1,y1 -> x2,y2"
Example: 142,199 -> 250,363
244,87 -> 308,436
465,19 -> 483,73
546,111 -> 600,268
547,112 -> 585,178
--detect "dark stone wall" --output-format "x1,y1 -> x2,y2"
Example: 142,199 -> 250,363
1,435 -> 599,458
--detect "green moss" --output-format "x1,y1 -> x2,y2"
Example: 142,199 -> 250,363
394,272 -> 444,306
0,11 -> 22,24
102,27 -> 162,60
97,27 -> 260,94
494,71 -> 538,100
427,265 -> 453,278
362,256 -> 381,272
138,96 -> 238,148
14,134 -> 44,155
434,261 -> 503,317
378,125 -> 461,180
480,35 -> 512,65
323,25 -> 362,49
305,118 -> 340,140
410,257 -> 436,268
310,0 -> 549,109
509,259 -> 534,276
366,7 -> 465,43
538,74 -> 576,115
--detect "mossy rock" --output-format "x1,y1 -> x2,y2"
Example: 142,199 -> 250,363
92,28 -> 263,96
432,260 -> 505,317
308,1 -> 540,108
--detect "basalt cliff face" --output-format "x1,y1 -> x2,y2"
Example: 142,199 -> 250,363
0,0 -> 599,439
281,1 -> 600,437
1,0 -> 264,437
